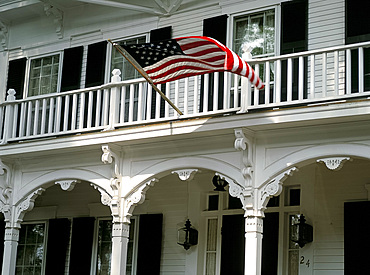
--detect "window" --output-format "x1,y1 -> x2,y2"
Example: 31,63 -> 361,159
94,218 -> 138,275
96,220 -> 112,275
16,223 -> 46,275
233,9 -> 275,58
28,54 -> 61,97
109,36 -> 148,121
110,36 -> 146,81
232,8 -> 277,105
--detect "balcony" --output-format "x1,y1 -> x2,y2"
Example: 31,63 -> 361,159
1,41 -> 369,145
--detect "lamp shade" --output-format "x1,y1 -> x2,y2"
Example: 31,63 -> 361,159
177,219 -> 198,250
291,214 -> 313,248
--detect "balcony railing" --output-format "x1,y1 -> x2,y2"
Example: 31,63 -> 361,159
1,41 -> 369,145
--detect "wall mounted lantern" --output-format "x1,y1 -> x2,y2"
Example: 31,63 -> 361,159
177,219 -> 198,250
291,214 -> 313,248
212,175 -> 228,191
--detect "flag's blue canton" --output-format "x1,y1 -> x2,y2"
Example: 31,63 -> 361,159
123,40 -> 184,67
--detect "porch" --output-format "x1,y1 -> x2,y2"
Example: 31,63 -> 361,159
1,41 -> 369,145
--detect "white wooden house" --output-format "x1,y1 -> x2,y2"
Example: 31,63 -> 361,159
0,0 -> 369,274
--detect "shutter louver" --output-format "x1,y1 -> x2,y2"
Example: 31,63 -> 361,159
85,42 -> 107,88
61,46 -> 83,92
6,58 -> 27,100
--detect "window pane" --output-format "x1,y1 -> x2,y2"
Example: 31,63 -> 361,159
206,219 -> 218,251
29,54 -> 60,96
97,220 -> 112,275
16,223 -> 45,275
288,250 -> 299,275
234,9 -> 275,58
288,214 -> 299,275
208,195 -> 219,211
206,253 -> 216,275
228,194 -> 242,209
111,36 -> 146,81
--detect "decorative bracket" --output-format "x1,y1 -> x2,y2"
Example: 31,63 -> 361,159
259,167 -> 298,212
0,21 -> 8,50
317,157 -> 352,171
42,1 -> 63,39
0,159 -> 12,224
55,179 -> 80,191
172,169 -> 199,181
14,188 -> 44,228
123,178 -> 158,223
154,0 -> 183,14
234,129 -> 254,187
214,172 -> 251,210
90,183 -> 113,207
102,145 -> 122,190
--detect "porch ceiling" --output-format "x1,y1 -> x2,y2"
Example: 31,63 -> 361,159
0,0 -> 193,21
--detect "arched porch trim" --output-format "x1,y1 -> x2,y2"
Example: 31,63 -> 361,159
258,143 -> 370,189
13,168 -> 112,206
128,156 -> 244,194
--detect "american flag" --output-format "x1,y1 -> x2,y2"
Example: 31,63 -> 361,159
121,36 -> 264,89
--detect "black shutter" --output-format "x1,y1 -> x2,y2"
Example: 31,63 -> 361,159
85,42 -> 107,88
203,15 -> 228,45
69,217 -> 95,275
344,201 -> 370,274
220,214 -> 245,275
61,46 -> 83,92
201,15 -> 228,111
45,219 -> 71,275
6,58 -> 27,100
136,214 -> 163,275
345,0 -> 370,44
150,26 -> 172,42
150,27 -> 172,118
0,217 -> 5,274
261,212 -> 279,275
281,0 -> 307,54
281,0 -> 308,101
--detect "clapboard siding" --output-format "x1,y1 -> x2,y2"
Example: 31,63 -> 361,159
134,174 -> 189,275
158,4 -> 222,38
308,0 -> 345,50
313,159 -> 368,274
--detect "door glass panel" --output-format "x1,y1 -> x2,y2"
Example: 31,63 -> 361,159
97,220 -> 112,275
205,218 -> 218,275
288,214 -> 300,275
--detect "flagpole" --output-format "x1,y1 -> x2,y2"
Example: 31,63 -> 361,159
108,39 -> 183,116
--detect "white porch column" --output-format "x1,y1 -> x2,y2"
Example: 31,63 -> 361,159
244,215 -> 263,275
2,227 -> 19,275
110,222 -> 130,275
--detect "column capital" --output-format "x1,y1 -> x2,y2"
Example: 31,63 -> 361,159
112,222 -> 130,238
244,215 -> 263,234
4,227 -> 19,242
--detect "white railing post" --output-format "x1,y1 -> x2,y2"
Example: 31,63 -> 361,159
107,69 -> 122,130
358,47 -> 364,93
240,48 -> 253,113
1,89 -> 16,144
